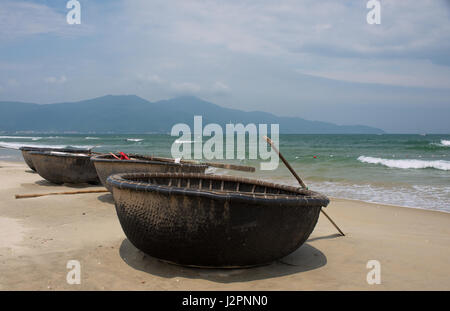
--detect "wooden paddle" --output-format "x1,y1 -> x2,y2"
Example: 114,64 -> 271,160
264,136 -> 345,236
109,152 -> 120,159
15,189 -> 108,199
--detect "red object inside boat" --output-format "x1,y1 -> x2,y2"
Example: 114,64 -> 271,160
119,152 -> 130,160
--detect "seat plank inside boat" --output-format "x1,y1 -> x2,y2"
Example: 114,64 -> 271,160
122,174 -> 301,196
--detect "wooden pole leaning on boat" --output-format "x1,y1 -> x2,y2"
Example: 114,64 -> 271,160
15,189 -> 108,199
144,156 -> 256,173
263,136 -> 345,236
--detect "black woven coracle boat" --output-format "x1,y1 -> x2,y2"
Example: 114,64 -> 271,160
29,151 -> 99,184
91,154 -> 208,192
20,146 -> 90,171
107,172 -> 329,268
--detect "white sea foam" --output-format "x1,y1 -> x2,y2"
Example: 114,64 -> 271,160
85,137 -> 100,140
174,139 -> 198,144
126,138 -> 144,142
0,141 -> 92,150
0,136 -> 41,140
440,140 -> 450,146
275,177 -> 450,212
431,139 -> 450,147
358,156 -> 450,171
303,181 -> 450,213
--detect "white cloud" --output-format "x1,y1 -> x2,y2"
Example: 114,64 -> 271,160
0,0 -> 91,39
1,0 -> 449,132
123,0 -> 450,89
135,73 -> 202,94
297,57 -> 450,89
126,0 -> 450,58
135,74 -> 231,96
212,81 -> 231,94
171,82 -> 202,94
7,79 -> 20,87
0,1 -> 64,37
44,75 -> 67,84
137,74 -> 166,84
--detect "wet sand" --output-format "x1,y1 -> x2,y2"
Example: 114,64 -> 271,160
0,160 -> 449,290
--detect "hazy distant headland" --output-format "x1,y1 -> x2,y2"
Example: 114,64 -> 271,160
0,95 -> 384,134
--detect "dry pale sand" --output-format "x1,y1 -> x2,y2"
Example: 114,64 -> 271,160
0,160 -> 449,290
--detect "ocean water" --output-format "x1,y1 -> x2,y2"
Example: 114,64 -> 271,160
0,134 -> 449,212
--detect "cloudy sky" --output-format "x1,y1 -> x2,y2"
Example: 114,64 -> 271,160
1,0 -> 449,133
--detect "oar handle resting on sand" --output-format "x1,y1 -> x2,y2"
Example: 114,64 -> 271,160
15,189 -> 108,199
263,136 -> 345,236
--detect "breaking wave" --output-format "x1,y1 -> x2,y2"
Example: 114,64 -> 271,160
439,140 -> 450,147
0,141 -> 92,150
358,156 -> 450,171
430,139 -> 450,147
0,136 -> 41,141
126,138 -> 144,142
174,139 -> 198,143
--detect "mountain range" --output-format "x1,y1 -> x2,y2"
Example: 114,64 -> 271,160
0,95 -> 384,134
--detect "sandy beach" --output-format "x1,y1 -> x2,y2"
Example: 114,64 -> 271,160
0,160 -> 449,291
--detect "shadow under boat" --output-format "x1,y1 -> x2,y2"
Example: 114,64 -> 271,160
97,193 -> 114,204
119,239 -> 327,283
34,179 -> 101,189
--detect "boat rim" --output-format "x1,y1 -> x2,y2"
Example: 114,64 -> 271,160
91,153 -> 208,169
107,172 -> 329,207
28,150 -> 92,158
20,146 -> 90,152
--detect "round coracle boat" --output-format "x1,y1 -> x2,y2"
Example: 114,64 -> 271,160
107,172 -> 330,268
29,151 -> 99,185
91,154 -> 208,192
20,146 -> 90,171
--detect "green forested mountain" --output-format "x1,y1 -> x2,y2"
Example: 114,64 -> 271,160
0,95 -> 384,134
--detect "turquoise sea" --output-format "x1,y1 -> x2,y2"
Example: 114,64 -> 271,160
1,134 -> 449,212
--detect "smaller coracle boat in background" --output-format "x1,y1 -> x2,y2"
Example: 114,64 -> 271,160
29,151 -> 99,185
107,172 -> 330,268
20,146 -> 90,171
91,153 -> 209,192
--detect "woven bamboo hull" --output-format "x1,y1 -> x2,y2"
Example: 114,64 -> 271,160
91,154 -> 208,192
20,147 -> 90,171
29,151 -> 99,184
21,150 -> 37,171
107,173 -> 328,268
